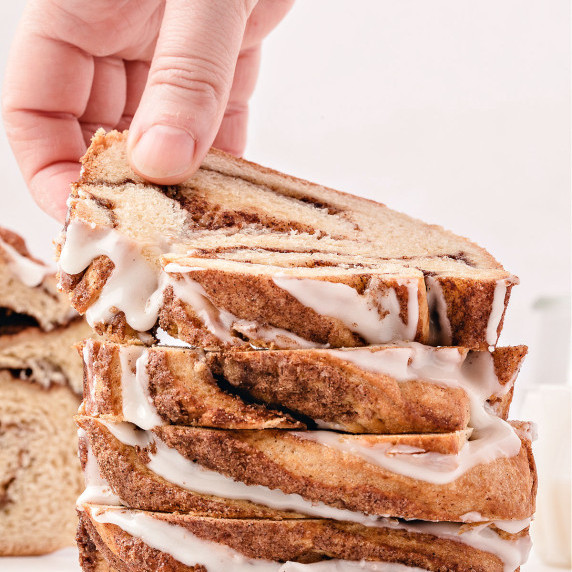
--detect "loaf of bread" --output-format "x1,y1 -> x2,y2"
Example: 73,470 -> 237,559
0,370 -> 82,555
0,227 -> 75,331
78,503 -> 532,572
57,130 -> 516,350
1,319 -> 91,395
81,339 -> 526,434
0,227 -> 89,555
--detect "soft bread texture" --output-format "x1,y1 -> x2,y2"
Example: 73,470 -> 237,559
0,319 -> 92,395
78,417 -> 537,522
57,129 -> 516,350
77,504 -> 528,572
0,226 -> 88,555
81,339 -> 526,434
0,227 -> 75,331
0,371 -> 83,555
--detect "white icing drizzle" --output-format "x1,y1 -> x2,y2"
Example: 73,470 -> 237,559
57,223 -> 508,352
493,518 -> 532,534
388,520 -> 531,572
0,237 -> 51,287
118,346 -> 163,430
297,343 -> 522,485
329,344 -> 466,383
99,420 -> 384,527
166,272 -> 236,343
425,276 -> 452,345
165,270 -> 325,349
156,328 -> 193,347
88,504 -> 530,572
233,322 -> 328,349
90,422 -> 531,570
272,275 -> 419,343
77,429 -> 122,506
295,425 -> 518,486
89,507 -> 425,571
486,280 -> 508,347
100,421 -> 527,541
58,222 -> 165,331
461,511 -> 484,522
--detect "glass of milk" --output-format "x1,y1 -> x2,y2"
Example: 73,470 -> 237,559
520,296 -> 571,568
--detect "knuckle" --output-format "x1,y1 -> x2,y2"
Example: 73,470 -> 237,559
150,54 -> 226,110
149,57 -> 229,114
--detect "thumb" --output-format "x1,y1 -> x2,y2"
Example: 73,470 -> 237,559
127,0 -> 256,184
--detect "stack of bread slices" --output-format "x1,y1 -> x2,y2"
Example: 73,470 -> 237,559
58,130 -> 537,572
0,227 -> 91,554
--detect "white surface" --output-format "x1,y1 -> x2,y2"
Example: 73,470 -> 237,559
0,547 -> 567,572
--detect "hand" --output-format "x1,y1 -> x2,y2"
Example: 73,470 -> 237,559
2,0 -> 293,221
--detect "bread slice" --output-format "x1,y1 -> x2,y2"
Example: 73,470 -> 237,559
78,504 -> 531,572
57,130 -> 516,350
0,370 -> 83,555
77,417 -> 536,523
0,227 -> 76,332
81,339 -> 526,434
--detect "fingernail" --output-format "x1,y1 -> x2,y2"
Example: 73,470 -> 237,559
131,125 -> 196,179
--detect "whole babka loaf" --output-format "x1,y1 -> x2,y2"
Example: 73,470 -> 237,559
0,227 -> 91,555
0,227 -> 74,331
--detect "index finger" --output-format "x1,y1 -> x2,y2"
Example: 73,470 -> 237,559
2,6 -> 93,221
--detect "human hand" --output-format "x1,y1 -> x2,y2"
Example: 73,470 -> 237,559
2,0 -> 293,221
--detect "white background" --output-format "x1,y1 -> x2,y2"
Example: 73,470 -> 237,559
0,0 -> 569,389
0,2 -> 569,570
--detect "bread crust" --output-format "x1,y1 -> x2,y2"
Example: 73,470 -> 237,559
78,504 -> 527,572
78,417 -> 536,522
82,339 -> 303,430
82,340 -> 526,434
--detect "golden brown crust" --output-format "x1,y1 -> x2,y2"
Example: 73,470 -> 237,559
78,505 -> 526,572
437,277 -> 512,349
76,423 -> 302,519
78,417 -> 536,522
82,339 -> 303,430
78,516 -> 122,572
82,340 -> 525,434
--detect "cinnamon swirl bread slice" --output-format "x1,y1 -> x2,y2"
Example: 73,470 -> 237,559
81,339 -> 525,434
77,417 -> 537,523
78,504 -> 532,572
57,130 -> 515,350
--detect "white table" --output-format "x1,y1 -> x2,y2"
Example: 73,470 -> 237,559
0,547 -> 567,571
